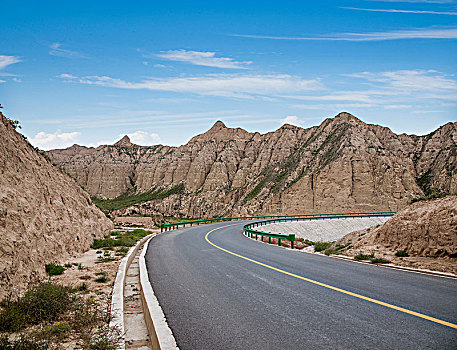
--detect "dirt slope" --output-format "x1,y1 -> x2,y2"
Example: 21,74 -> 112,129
0,112 -> 113,298
335,196 -> 457,274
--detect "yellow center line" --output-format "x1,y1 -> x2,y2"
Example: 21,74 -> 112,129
205,224 -> 457,330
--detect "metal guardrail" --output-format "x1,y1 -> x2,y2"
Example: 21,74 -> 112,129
160,212 -> 395,233
242,212 -> 395,249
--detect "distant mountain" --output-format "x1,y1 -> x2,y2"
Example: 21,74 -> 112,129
47,112 -> 457,218
0,112 -> 112,298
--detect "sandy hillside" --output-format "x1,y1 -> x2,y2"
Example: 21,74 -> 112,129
0,112 -> 113,299
336,196 -> 457,274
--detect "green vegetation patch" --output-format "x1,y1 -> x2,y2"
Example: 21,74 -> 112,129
395,250 -> 409,257
45,263 -> 65,276
245,179 -> 266,201
91,229 -> 151,249
93,183 -> 185,211
0,282 -> 72,332
354,252 -> 375,261
313,241 -> 333,252
370,257 -> 391,264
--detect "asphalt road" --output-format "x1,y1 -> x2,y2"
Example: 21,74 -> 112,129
145,221 -> 457,350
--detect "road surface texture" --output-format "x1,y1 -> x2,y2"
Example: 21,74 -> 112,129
145,221 -> 457,350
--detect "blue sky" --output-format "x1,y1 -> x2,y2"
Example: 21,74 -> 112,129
1,0 -> 456,149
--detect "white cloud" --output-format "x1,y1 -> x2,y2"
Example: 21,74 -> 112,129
155,49 -> 251,69
49,43 -> 85,58
280,115 -> 303,126
59,73 -> 322,98
342,7 -> 457,15
230,27 -> 457,41
345,70 -> 457,92
0,55 -> 21,71
125,131 -> 161,145
58,73 -> 78,79
30,130 -> 81,150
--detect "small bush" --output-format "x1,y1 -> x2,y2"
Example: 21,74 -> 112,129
304,239 -> 315,246
94,273 -> 108,283
295,237 -> 304,242
64,263 -> 72,268
395,250 -> 409,257
41,321 -> 71,339
314,241 -> 333,252
74,283 -> 88,292
324,249 -> 336,256
45,263 -> 65,276
371,257 -> 391,264
96,257 -> 115,263
354,252 -> 375,261
0,282 -> 71,332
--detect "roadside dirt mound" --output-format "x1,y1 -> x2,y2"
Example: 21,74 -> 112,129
335,196 -> 457,274
350,196 -> 456,257
0,113 -> 113,299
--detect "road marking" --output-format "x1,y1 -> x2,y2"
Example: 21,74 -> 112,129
205,224 -> 457,330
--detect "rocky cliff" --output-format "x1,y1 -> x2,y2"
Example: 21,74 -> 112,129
0,112 -> 113,298
48,112 -> 457,218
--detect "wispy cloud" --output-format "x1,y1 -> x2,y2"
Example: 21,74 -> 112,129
342,7 -> 457,15
49,43 -> 86,58
230,27 -> 457,41
0,55 -> 21,71
30,130 -> 81,150
345,69 -> 457,92
155,49 -> 251,69
58,73 -> 322,98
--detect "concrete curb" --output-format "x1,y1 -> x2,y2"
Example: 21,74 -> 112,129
110,233 -> 156,349
139,236 -> 179,350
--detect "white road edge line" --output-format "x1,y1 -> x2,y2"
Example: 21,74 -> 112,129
139,235 -> 180,350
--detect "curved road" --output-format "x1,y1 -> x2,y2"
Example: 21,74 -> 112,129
145,221 -> 457,349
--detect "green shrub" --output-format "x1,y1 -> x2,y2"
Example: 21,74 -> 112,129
395,250 -> 409,257
74,283 -> 88,292
314,241 -> 333,252
45,263 -> 65,276
324,249 -> 336,256
0,282 -> 71,332
94,273 -> 108,283
304,239 -> 315,246
0,334 -> 49,349
64,263 -> 72,268
371,257 -> 391,264
354,252 -> 375,261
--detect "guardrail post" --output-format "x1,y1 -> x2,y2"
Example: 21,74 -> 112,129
291,241 -> 294,249
269,237 -> 271,244
278,239 -> 281,246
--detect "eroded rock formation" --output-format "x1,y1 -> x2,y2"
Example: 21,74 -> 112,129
0,112 -> 113,298
48,112 -> 457,218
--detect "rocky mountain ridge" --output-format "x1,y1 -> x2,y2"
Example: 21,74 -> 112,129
47,112 -> 457,218
0,112 -> 113,298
